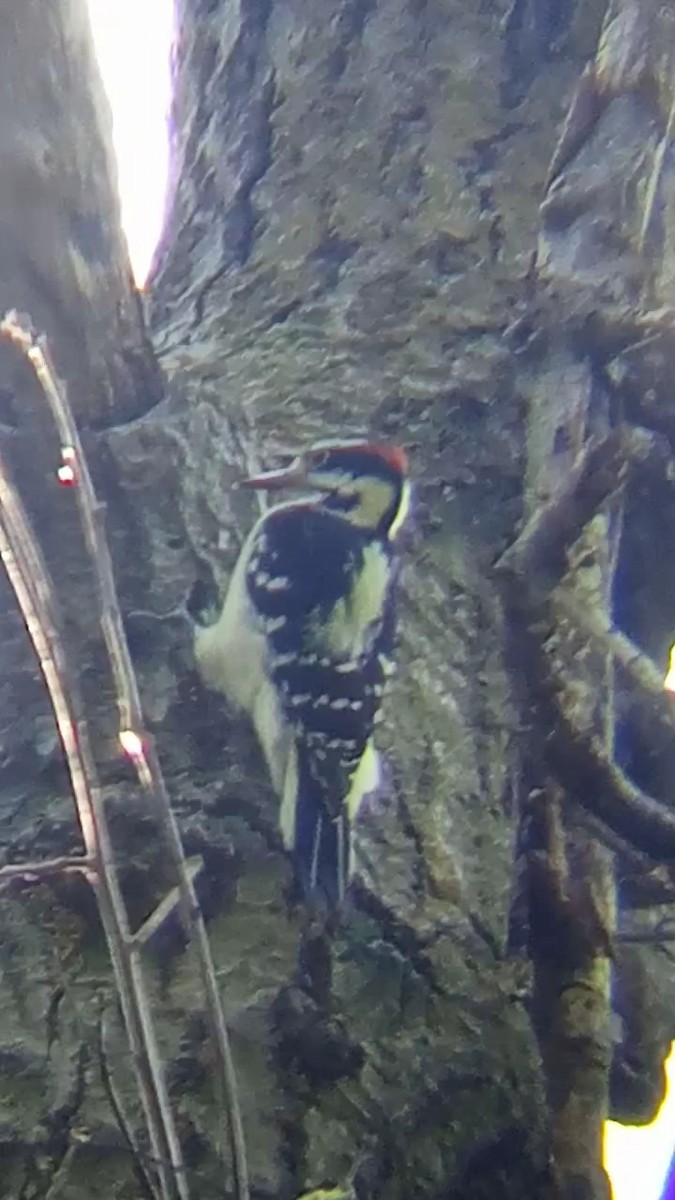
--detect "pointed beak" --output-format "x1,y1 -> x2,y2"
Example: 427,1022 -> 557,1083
239,456 -> 310,491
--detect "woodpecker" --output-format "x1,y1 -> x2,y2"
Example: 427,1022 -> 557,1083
194,439 -> 410,904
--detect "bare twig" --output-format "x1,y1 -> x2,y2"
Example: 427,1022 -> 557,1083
0,323 -> 189,1200
97,1000 -> 160,1200
1,311 -> 248,1200
0,855 -> 92,882
129,858 -> 204,949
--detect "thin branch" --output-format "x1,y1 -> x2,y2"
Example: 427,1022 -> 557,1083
524,786 -> 614,1200
0,400 -> 188,1200
616,920 -> 675,944
549,688 -> 675,860
571,806 -> 675,903
495,425 -> 657,586
495,416 -> 675,868
552,594 -> 675,736
1,311 -> 248,1200
639,93 -> 675,252
0,855 -> 92,881
544,63 -> 606,192
525,786 -> 614,966
506,588 -> 675,861
97,1000 -> 160,1200
129,858 -> 204,949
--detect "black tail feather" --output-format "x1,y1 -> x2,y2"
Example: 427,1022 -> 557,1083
293,747 -> 349,905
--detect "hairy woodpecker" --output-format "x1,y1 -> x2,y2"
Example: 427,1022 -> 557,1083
194,439 -> 410,904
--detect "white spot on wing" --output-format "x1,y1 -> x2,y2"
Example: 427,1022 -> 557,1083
273,651 -> 298,666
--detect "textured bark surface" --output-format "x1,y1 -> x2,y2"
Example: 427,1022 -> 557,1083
0,0 -> 675,1198
0,0 -> 163,805
0,0 -> 161,425
0,0 -> 162,430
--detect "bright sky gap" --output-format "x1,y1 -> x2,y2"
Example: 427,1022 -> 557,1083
86,0 -> 174,285
84,1 -> 674,1195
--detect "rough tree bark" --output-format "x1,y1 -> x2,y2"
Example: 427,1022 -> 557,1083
0,1 -> 674,1199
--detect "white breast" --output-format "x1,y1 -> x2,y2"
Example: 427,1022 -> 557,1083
193,523 -> 293,794
193,528 -> 267,711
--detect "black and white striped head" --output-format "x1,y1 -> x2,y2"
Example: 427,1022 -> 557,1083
241,440 -> 411,538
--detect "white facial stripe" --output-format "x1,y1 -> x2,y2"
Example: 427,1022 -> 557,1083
388,479 -> 412,539
308,464 -> 411,536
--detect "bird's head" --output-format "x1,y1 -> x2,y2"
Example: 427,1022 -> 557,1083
240,440 -> 411,538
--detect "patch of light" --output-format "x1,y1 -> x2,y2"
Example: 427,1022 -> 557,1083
86,0 -> 174,286
605,1042 -> 675,1200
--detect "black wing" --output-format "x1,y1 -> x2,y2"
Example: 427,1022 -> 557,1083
246,503 -> 398,898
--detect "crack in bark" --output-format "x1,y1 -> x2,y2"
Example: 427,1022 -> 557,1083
192,68 -> 277,327
19,1040 -> 89,1200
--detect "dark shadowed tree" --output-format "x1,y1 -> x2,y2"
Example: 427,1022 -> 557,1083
0,1 -> 674,1198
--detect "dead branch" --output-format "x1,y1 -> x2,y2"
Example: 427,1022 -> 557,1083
0,855 -> 92,881
496,425 -> 657,587
544,63 -> 606,192
525,787 -> 614,967
524,787 -> 614,1200
129,858 -> 204,949
616,918 -> 675,944
97,1001 -> 160,1200
506,587 -> 675,861
553,594 -> 672,714
0,442 -> 188,1200
571,807 -> 675,909
1,311 -> 248,1200
498,419 -> 675,866
545,681 -> 675,859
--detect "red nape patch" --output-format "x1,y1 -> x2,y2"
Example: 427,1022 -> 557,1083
368,443 -> 409,473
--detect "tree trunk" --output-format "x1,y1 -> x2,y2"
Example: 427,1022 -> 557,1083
0,1 -> 674,1198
